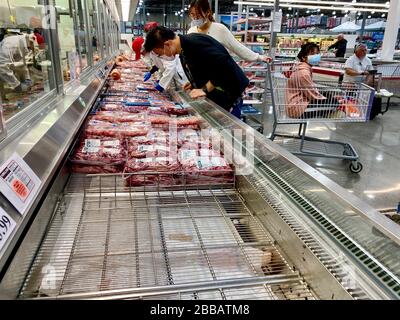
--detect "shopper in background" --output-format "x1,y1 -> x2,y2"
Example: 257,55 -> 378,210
344,44 -> 372,83
0,31 -> 33,92
144,26 -> 249,118
132,36 -> 144,60
286,43 -> 339,118
328,34 -> 348,58
187,0 -> 271,63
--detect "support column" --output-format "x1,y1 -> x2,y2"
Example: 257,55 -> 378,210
215,0 -> 219,22
381,0 -> 400,60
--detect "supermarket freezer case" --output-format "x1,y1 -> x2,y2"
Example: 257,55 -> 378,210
1,93 -> 400,300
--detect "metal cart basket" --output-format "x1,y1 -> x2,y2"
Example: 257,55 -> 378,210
267,62 -> 375,173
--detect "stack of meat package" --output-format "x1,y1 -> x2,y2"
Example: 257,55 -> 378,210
71,59 -> 234,187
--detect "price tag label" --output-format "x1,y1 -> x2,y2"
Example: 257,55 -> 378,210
0,208 -> 16,252
0,153 -> 42,215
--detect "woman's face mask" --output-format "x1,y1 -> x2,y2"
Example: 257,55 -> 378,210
191,18 -> 205,28
307,53 -> 321,66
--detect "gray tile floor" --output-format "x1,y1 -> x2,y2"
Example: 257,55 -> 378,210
260,101 -> 400,211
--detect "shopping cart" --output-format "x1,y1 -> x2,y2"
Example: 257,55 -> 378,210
376,63 -> 400,97
266,61 -> 375,173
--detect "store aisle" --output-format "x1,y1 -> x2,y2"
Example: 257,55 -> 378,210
263,101 -> 400,211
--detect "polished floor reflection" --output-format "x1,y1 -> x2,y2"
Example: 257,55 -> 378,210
262,100 -> 400,211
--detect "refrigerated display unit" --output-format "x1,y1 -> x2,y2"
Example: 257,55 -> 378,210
0,3 -> 400,301
1,75 -> 400,299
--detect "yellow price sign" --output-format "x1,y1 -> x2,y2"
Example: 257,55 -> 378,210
10,15 -> 15,24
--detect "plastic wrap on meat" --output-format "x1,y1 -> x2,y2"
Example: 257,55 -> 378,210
176,116 -> 200,128
128,141 -> 172,159
118,123 -> 149,138
147,107 -> 170,117
124,98 -> 151,106
92,111 -> 124,122
125,157 -> 180,173
180,154 -> 234,185
85,120 -> 120,137
124,157 -> 181,186
71,138 -> 126,165
149,116 -> 171,125
161,104 -> 189,116
117,113 -> 147,123
72,164 -> 123,174
100,103 -> 124,112
123,105 -> 149,113
177,129 -> 200,146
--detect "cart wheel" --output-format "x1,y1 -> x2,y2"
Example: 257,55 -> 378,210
349,162 -> 363,173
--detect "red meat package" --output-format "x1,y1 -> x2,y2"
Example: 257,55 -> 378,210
117,112 -> 147,123
123,105 -> 149,113
85,120 -> 120,137
71,138 -> 126,165
128,141 -> 175,159
118,122 -> 150,138
124,157 -> 181,186
161,104 -> 189,116
100,103 -> 124,112
147,107 -> 170,117
179,151 -> 234,185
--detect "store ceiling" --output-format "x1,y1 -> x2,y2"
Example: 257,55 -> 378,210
122,0 -> 391,21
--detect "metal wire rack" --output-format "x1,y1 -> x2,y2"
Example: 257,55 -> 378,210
19,173 -> 314,300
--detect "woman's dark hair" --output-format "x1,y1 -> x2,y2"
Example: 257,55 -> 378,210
144,26 -> 176,52
297,43 -> 320,62
189,0 -> 215,22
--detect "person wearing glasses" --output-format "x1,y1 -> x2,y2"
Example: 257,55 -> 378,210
344,44 -> 372,83
141,22 -> 188,92
144,26 -> 249,118
187,0 -> 271,63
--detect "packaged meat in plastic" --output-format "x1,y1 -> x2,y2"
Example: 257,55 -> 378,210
125,156 -> 180,173
161,104 -> 189,116
85,120 -> 120,137
71,138 -> 126,164
123,105 -> 149,113
177,129 -> 200,146
124,157 -> 181,186
92,111 -> 122,122
117,113 -> 148,123
124,98 -> 151,106
149,116 -> 171,125
100,103 -> 124,112
128,142 -> 173,159
147,107 -> 170,117
72,164 -> 123,174
101,96 -> 126,103
118,122 -> 149,138
176,116 -> 200,127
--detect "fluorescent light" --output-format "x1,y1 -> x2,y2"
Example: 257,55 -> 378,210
234,2 -> 389,13
234,1 -> 390,10
121,0 -> 130,22
248,0 -> 390,7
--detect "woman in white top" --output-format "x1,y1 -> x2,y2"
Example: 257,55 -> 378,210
187,0 -> 271,63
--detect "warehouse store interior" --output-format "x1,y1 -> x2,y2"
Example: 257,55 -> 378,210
0,0 -> 400,301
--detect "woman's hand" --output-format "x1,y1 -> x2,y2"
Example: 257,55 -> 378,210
262,56 -> 273,63
183,82 -> 193,91
189,89 -> 206,100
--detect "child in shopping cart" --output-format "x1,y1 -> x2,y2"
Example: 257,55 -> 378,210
285,43 -> 342,119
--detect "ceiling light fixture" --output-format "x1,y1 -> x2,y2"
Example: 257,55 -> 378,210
233,1 -> 390,11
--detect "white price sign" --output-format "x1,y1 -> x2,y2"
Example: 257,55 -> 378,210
273,11 -> 283,32
0,153 -> 42,215
0,208 -> 16,252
